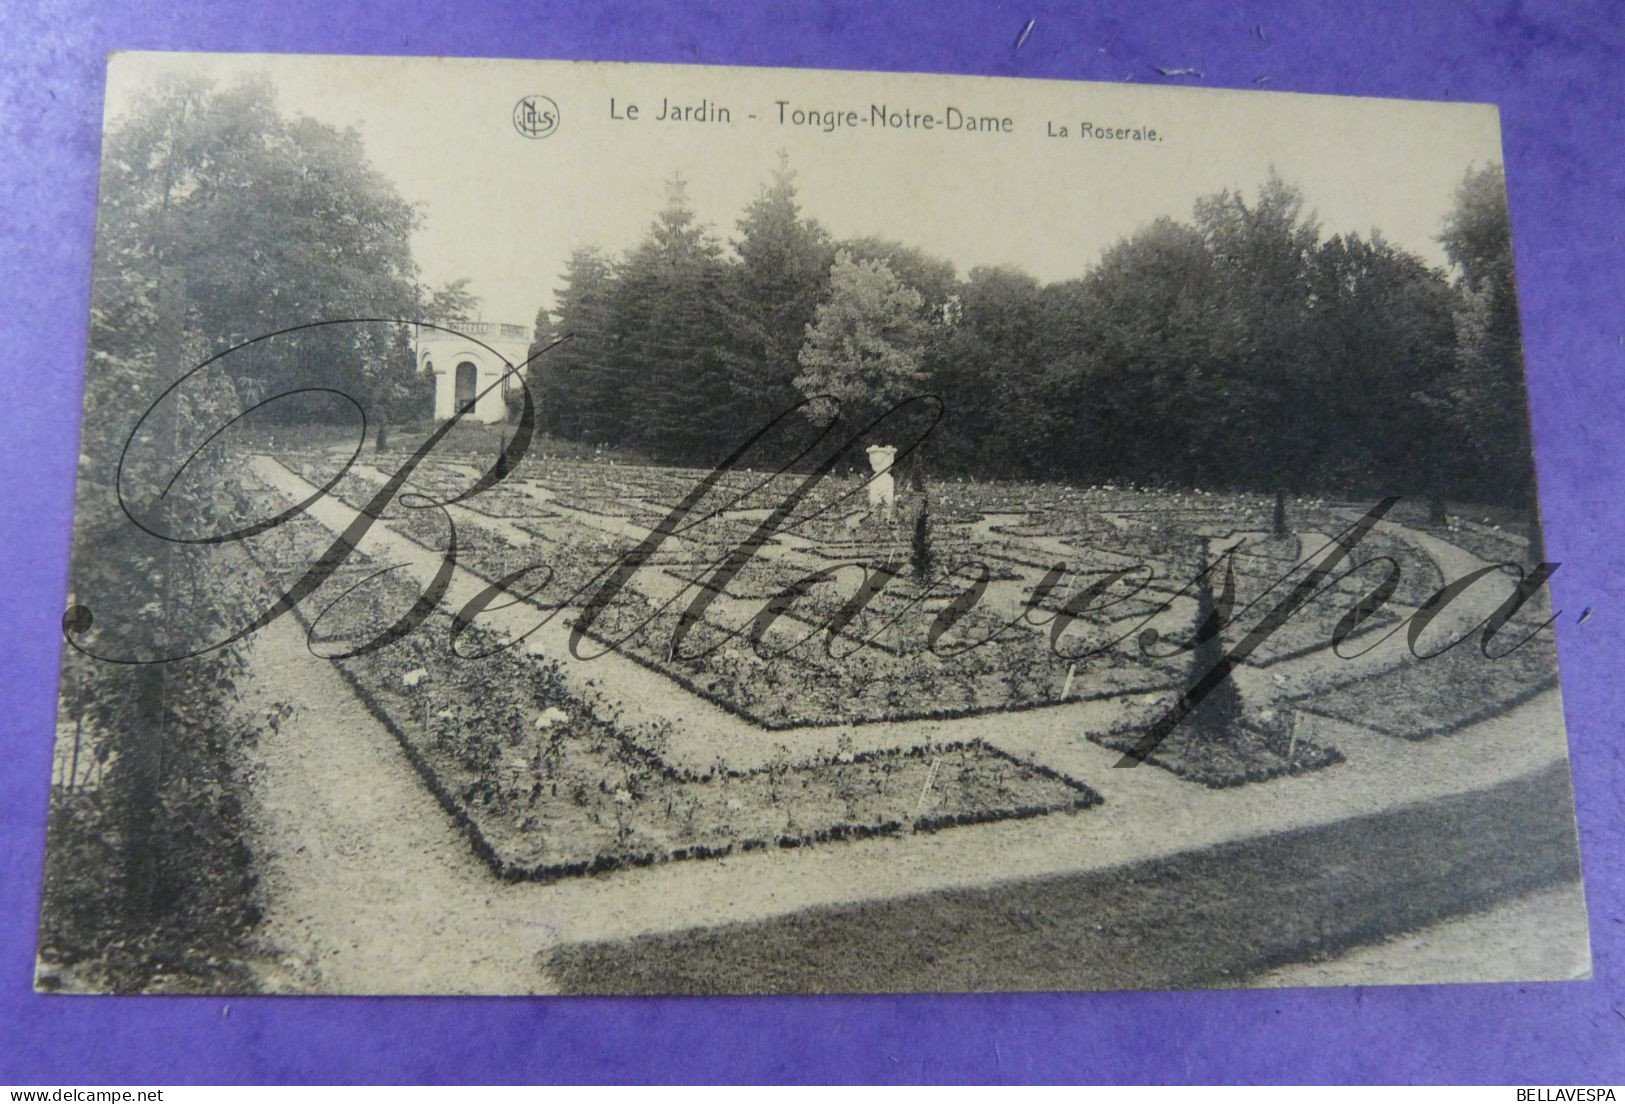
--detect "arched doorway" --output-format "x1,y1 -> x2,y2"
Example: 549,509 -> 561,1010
454,361 -> 478,413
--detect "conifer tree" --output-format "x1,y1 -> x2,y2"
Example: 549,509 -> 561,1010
547,247 -> 618,444
722,154 -> 835,438
1187,540 -> 1244,740
614,174 -> 734,462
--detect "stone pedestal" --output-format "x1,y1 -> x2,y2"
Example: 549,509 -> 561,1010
865,445 -> 897,518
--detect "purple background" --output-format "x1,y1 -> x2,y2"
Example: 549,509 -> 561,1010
2,0 -> 1621,1085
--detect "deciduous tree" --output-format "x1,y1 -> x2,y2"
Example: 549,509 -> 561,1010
795,250 -> 929,432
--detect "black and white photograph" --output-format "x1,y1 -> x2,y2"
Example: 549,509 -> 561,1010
37,51 -> 1589,996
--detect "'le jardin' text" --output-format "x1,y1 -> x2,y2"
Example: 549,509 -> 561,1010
608,96 -> 1017,134
605,96 -> 1164,143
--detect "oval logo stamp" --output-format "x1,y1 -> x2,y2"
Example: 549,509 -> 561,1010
513,94 -> 560,138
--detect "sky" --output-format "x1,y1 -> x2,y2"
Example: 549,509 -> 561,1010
105,52 -> 1507,327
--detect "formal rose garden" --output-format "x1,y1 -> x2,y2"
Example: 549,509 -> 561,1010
218,437 -> 1561,883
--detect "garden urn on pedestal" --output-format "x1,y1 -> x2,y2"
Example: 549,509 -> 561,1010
865,444 -> 898,520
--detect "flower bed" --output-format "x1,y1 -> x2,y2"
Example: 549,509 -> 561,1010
258,454 -> 1482,736
581,572 -> 1184,728
1088,710 -> 1344,788
242,488 -> 1103,881
1292,630 -> 1560,740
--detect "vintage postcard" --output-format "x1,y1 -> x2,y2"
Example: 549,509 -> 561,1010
37,52 -> 1588,995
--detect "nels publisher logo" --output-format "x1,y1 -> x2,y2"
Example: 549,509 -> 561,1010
513,94 -> 560,139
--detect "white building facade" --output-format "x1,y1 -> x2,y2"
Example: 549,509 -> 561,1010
415,320 -> 534,424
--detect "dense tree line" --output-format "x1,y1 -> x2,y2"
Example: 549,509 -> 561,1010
535,161 -> 1536,509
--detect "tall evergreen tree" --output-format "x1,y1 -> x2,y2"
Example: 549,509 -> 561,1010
522,305 -> 560,431
546,247 -> 619,444
1187,540 -> 1244,739
612,173 -> 735,462
721,155 -> 836,440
